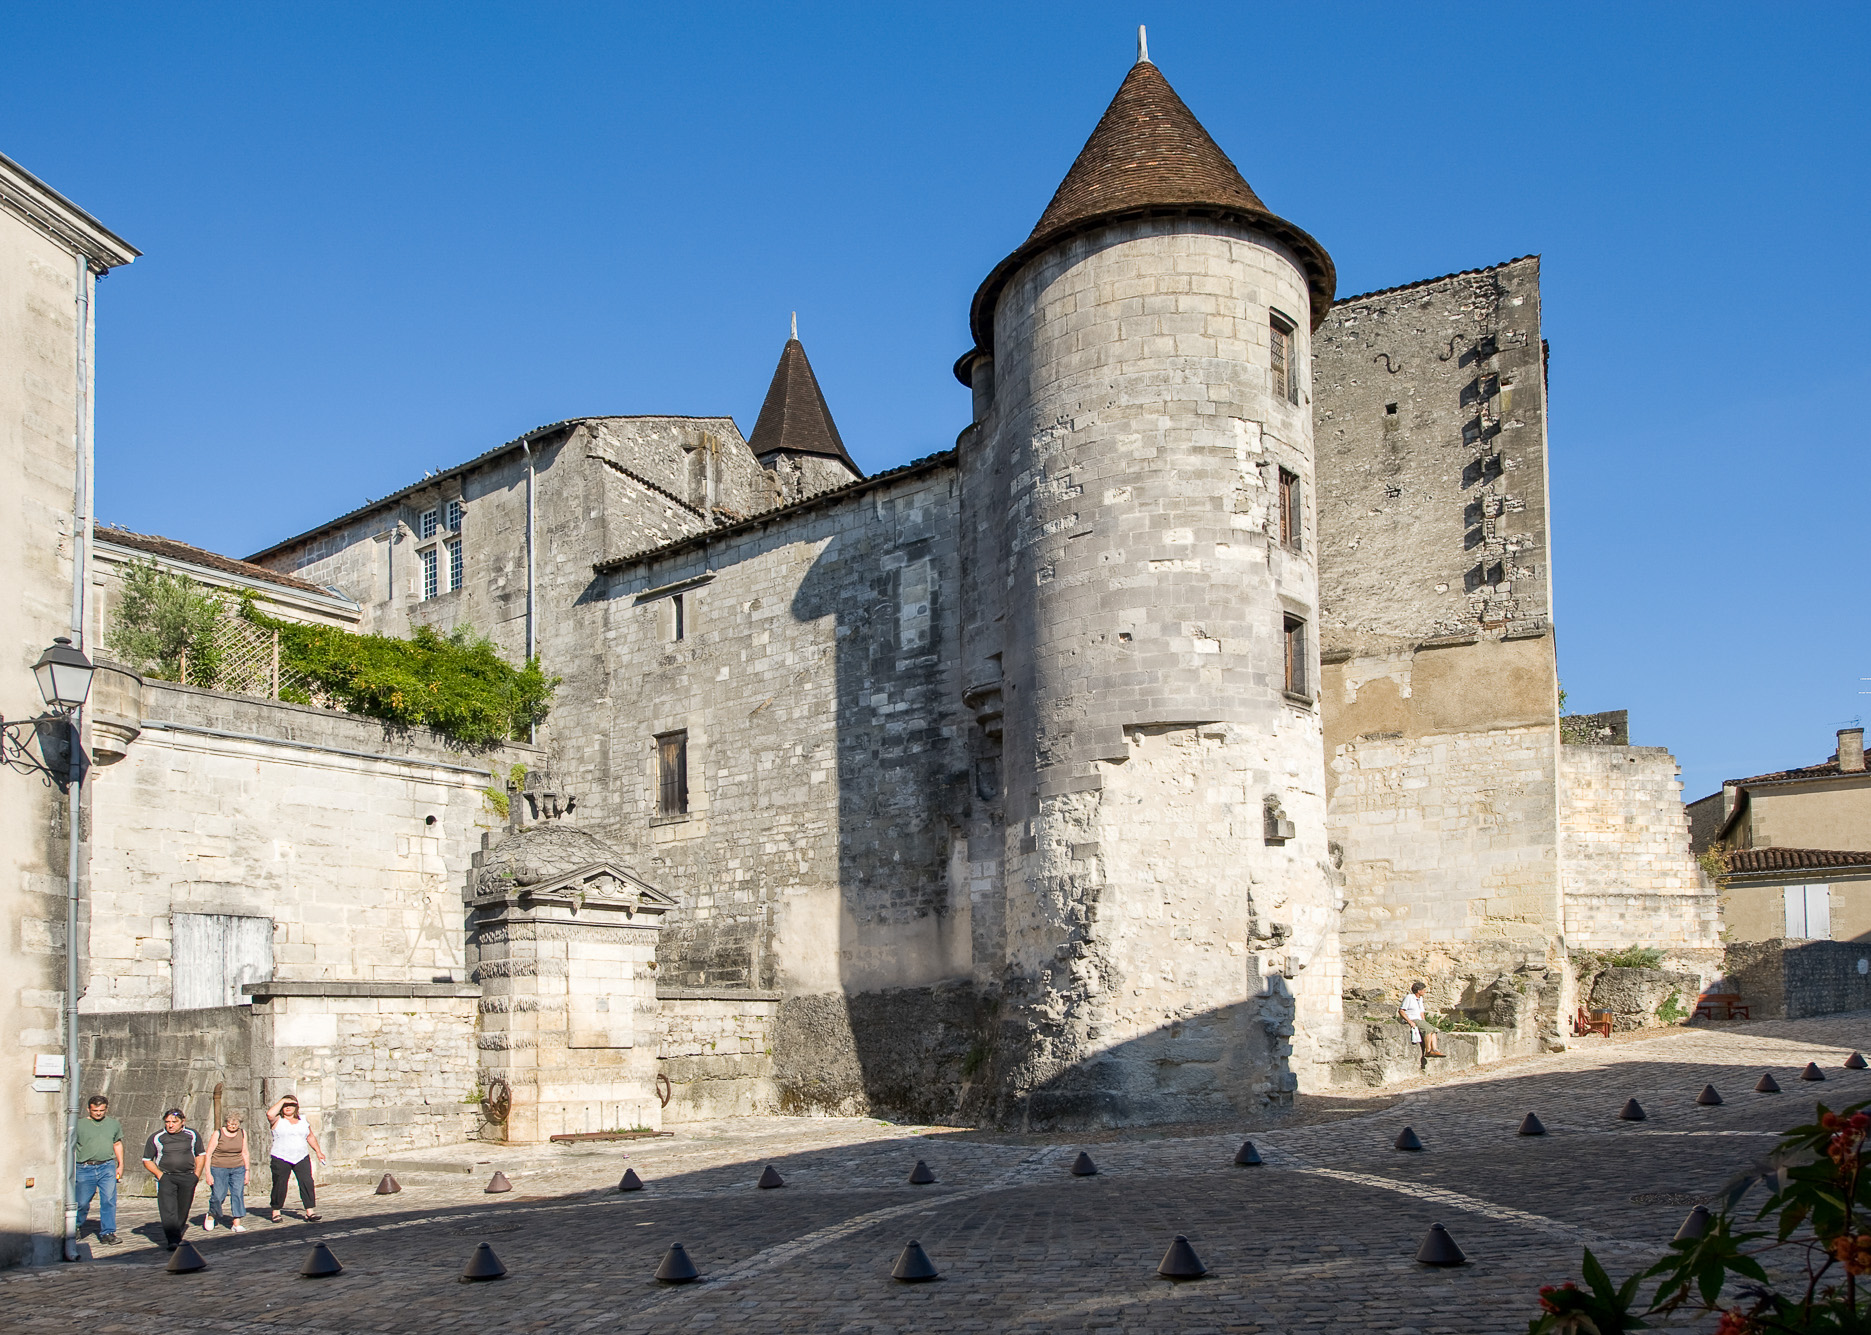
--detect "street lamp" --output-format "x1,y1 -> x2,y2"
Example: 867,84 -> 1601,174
32,637 -> 94,712
2,637 -> 94,788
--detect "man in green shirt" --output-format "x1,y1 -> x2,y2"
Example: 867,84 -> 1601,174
73,1095 -> 124,1245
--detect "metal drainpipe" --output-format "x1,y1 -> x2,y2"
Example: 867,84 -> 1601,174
62,256 -> 94,1262
519,436 -> 536,744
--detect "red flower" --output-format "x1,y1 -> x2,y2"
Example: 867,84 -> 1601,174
1714,1310 -> 1754,1335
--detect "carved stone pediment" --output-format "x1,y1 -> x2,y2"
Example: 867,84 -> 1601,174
468,823 -> 674,915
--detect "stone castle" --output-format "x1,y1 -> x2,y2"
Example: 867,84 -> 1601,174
73,45 -> 1717,1148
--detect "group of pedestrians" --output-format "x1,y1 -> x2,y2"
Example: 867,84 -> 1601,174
74,1093 -> 327,1250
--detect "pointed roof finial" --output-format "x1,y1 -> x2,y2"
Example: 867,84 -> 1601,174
748,330 -> 861,476
790,310 -> 797,341
1137,25 -> 1149,64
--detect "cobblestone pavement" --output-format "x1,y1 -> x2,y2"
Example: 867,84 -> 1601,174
8,1014 -> 1871,1333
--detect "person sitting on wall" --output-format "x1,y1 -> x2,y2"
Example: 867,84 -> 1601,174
264,1094 -> 326,1223
1399,982 -> 1448,1062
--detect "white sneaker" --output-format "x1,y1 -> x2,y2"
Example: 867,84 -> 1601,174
230,1222 -> 246,1233
203,1216 -> 215,1231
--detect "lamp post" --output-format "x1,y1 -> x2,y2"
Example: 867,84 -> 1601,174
5,637 -> 95,1263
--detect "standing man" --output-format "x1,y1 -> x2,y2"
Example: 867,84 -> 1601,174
140,1109 -> 206,1250
73,1095 -> 123,1245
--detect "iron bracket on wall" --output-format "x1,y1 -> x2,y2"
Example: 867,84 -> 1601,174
0,712 -> 83,791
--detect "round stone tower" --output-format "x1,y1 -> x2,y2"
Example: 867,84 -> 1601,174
954,40 -> 1342,1126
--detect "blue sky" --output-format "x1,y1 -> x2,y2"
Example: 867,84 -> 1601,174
4,3 -> 1865,798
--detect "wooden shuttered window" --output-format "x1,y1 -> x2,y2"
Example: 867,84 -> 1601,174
1269,315 -> 1299,406
1278,468 -> 1301,550
657,731 -> 689,816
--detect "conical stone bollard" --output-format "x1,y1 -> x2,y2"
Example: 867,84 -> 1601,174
1803,1062 -> 1827,1081
374,1173 -> 401,1195
1697,1085 -> 1723,1106
165,1241 -> 208,1274
757,1165 -> 785,1189
655,1242 -> 700,1284
460,1242 -> 506,1282
1673,1205 -> 1712,1243
1848,1053 -> 1868,1070
484,1170 -> 512,1194
1618,1099 -> 1647,1122
301,1242 -> 343,1278
1416,1223 -> 1467,1266
1234,1141 -> 1263,1166
1756,1073 -> 1781,1093
1070,1151 -> 1098,1177
619,1168 -> 644,1192
908,1160 -> 935,1185
1157,1234 -> 1207,1280
892,1240 -> 941,1282
1394,1127 -> 1425,1151
1518,1113 -> 1547,1137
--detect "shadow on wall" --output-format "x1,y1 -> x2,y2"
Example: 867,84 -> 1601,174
777,518 -> 1300,1131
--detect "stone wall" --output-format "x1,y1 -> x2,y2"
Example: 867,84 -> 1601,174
84,679 -> 534,1013
76,1006 -> 255,1198
1312,258 -> 1564,1042
1560,745 -> 1718,949
247,983 -> 480,1159
1722,940 -> 1871,1020
656,988 -> 780,1122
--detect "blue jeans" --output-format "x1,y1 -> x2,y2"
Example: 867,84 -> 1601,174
75,1161 -> 117,1236
209,1165 -> 247,1219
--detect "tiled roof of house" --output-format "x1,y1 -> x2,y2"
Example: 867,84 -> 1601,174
96,525 -> 341,599
1727,757 -> 1869,786
1727,847 -> 1871,875
959,57 -> 1335,374
746,337 -> 859,474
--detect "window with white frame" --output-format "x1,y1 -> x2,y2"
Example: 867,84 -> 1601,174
1784,884 -> 1832,940
421,546 -> 439,600
445,499 -> 464,532
419,507 -> 439,540
446,538 -> 463,592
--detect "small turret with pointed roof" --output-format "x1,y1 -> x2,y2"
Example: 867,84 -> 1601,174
747,316 -> 861,480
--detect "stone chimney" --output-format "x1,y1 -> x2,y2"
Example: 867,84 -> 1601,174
1840,727 -> 1866,774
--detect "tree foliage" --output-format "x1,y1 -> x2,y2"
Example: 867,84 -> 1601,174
104,559 -> 225,683
245,605 -> 556,749
1531,1102 -> 1871,1334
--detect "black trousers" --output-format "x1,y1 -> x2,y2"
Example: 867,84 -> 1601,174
156,1171 -> 198,1245
269,1156 -> 315,1212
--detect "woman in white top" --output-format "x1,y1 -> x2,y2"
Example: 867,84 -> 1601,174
1399,982 -> 1447,1060
264,1094 -> 327,1223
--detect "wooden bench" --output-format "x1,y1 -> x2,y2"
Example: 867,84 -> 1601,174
1574,1006 -> 1612,1038
1694,992 -> 1750,1021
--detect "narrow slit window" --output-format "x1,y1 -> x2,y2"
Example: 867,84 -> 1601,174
418,508 -> 439,540
1278,468 -> 1301,550
1269,314 -> 1299,406
446,538 -> 463,592
672,593 -> 685,642
656,731 -> 689,817
420,547 -> 439,600
1283,614 -> 1307,697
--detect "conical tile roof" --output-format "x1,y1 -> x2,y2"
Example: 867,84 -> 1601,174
960,56 -> 1334,377
747,335 -> 860,475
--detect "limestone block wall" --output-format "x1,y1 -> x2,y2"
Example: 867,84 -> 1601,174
247,984 -> 480,1159
960,215 -> 1340,1124
656,988 -> 780,1122
575,460 -> 968,1121
84,680 -> 535,1013
1559,744 -> 1718,949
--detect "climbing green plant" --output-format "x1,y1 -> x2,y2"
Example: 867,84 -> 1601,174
1656,992 -> 1689,1024
243,605 -> 556,748
105,559 -> 226,683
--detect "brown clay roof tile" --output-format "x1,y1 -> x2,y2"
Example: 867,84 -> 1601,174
96,525 -> 340,599
1726,848 -> 1871,874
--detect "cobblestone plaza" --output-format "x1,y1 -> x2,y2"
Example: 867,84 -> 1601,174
5,1015 -> 1867,1333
